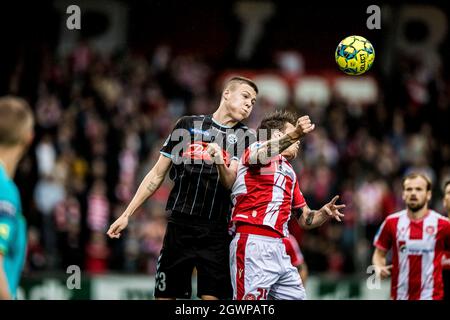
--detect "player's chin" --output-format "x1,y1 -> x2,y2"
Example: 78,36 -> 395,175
232,111 -> 248,122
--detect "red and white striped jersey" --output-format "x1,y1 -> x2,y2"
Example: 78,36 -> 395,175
374,209 -> 450,300
230,142 -> 307,237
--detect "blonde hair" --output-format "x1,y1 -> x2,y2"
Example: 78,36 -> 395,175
402,173 -> 432,191
0,96 -> 34,146
224,76 -> 258,94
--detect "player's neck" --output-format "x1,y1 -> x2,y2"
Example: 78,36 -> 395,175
212,107 -> 238,128
407,206 -> 429,221
0,147 -> 21,179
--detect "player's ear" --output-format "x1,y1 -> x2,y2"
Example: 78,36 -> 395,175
426,190 -> 432,202
24,131 -> 34,146
223,88 -> 230,101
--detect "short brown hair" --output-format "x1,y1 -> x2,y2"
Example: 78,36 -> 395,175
224,76 -> 259,94
402,173 -> 432,191
257,110 -> 297,140
0,96 -> 34,146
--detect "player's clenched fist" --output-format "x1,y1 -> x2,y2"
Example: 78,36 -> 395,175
294,115 -> 315,138
286,116 -> 315,141
206,143 -> 225,164
107,215 -> 129,239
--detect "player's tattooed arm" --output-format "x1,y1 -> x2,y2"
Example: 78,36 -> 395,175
122,154 -> 172,219
249,116 -> 315,165
266,134 -> 298,157
146,181 -> 158,193
297,196 -> 345,230
297,206 -> 317,229
305,210 -> 315,225
293,207 -> 314,225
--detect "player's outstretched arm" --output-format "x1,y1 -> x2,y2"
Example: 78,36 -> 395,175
372,248 -> 392,279
297,196 -> 345,230
107,154 -> 172,239
249,116 -> 315,165
0,254 -> 12,299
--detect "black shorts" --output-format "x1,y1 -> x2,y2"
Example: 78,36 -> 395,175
154,215 -> 232,299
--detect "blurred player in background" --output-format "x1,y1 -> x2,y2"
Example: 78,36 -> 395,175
372,173 -> 450,300
442,180 -> 450,301
0,96 -> 34,299
228,111 -> 345,300
107,76 -> 258,300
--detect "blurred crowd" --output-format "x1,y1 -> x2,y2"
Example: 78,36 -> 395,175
9,40 -> 450,278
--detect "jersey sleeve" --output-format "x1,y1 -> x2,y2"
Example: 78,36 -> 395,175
160,117 -> 189,159
373,219 -> 393,251
0,204 -> 16,255
292,180 -> 307,209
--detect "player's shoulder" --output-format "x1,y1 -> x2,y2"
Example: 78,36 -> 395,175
177,114 -> 200,125
384,210 -> 406,223
432,210 -> 450,224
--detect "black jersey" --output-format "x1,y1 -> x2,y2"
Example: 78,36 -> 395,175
160,114 -> 255,224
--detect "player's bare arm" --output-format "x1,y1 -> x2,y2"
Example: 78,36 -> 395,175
249,116 -> 315,165
297,196 -> 345,230
0,254 -> 12,300
372,247 -> 393,279
107,154 -> 172,239
206,143 -> 239,189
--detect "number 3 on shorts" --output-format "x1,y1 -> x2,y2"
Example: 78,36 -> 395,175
156,272 -> 166,291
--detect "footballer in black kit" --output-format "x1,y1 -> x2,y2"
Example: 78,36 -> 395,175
156,114 -> 256,299
107,76 -> 259,300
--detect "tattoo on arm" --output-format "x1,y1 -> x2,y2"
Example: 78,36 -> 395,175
305,210 -> 316,225
255,134 -> 297,163
146,181 -> 158,193
266,135 -> 296,157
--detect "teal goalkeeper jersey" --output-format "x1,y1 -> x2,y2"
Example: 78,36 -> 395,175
0,164 -> 27,298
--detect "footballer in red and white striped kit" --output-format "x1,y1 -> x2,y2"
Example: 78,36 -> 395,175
442,180 -> 450,301
373,173 -> 450,300
228,111 -> 345,300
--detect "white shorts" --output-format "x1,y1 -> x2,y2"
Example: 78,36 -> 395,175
230,233 -> 306,300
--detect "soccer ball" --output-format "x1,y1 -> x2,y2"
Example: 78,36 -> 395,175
335,35 -> 375,75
